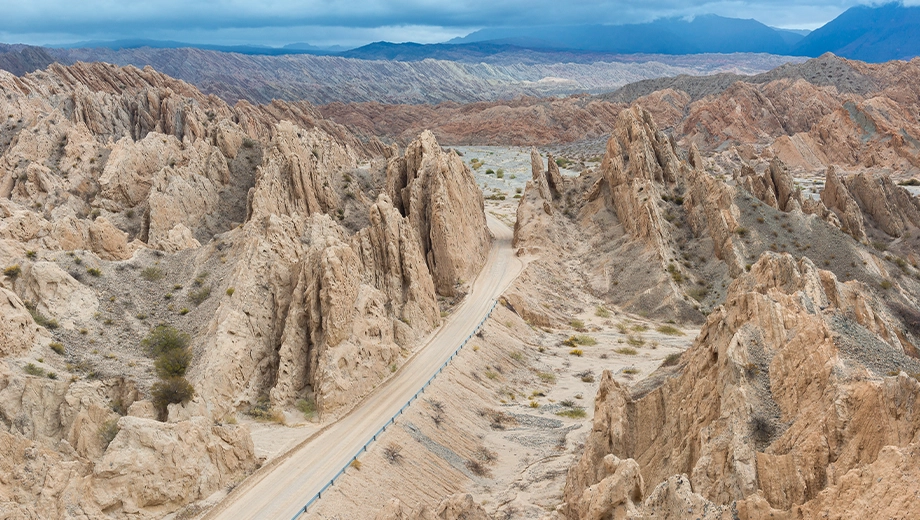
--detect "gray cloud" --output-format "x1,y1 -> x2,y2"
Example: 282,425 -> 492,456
0,0 -> 904,47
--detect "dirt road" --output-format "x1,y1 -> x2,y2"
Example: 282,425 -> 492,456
204,215 -> 522,520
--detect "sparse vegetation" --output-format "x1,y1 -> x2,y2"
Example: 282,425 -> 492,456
615,347 -> 638,355
537,371 -> 556,384
27,304 -> 59,329
576,370 -> 595,383
86,267 -> 102,277
569,319 -> 586,331
154,347 -> 191,378
140,266 -> 165,282
556,407 -> 587,419
880,279 -> 893,290
656,325 -> 684,336
226,287 -> 235,296
49,342 -> 65,355
623,367 -> 640,375
3,264 -> 21,279
296,398 -> 317,419
626,335 -> 645,347
569,348 -> 584,356
189,285 -> 211,306
595,306 -> 611,318
24,363 -> 45,377
662,352 -> 682,367
383,443 -> 403,464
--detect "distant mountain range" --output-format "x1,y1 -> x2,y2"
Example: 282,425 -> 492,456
14,3 -> 916,65
51,39 -> 347,56
443,3 -> 920,62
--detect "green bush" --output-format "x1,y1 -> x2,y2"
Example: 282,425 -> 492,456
189,286 -> 211,306
662,353 -> 682,367
27,305 -> 59,329
49,341 -> 65,355
154,347 -> 192,378
556,407 -> 586,419
296,398 -> 317,419
24,363 -> 45,377
86,267 -> 102,277
656,325 -> 684,336
141,325 -> 190,357
140,266 -> 165,282
3,264 -> 21,279
151,377 -> 195,420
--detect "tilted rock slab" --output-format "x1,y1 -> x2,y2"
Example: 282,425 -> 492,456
387,130 -> 490,296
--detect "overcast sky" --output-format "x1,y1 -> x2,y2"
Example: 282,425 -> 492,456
0,0 -> 912,48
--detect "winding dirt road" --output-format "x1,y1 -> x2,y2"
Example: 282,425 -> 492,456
203,215 -> 521,520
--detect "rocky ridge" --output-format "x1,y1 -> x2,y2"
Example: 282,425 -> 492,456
0,61 -> 490,518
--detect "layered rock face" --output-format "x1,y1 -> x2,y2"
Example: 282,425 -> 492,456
269,196 -> 440,412
561,252 -> 920,519
387,131 -> 490,296
515,106 -> 747,321
0,61 -> 490,518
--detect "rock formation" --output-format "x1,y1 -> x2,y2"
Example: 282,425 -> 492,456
270,195 -> 440,412
387,131 -> 490,296
562,252 -> 920,518
374,493 -> 490,520
821,165 -> 868,241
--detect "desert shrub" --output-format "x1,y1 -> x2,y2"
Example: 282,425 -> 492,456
495,169 -> 504,179
86,267 -> 102,277
189,285 -> 211,306
750,415 -> 775,444
556,407 -> 587,419
140,266 -> 165,282
99,419 -> 120,449
383,443 -> 403,464
537,371 -> 556,383
141,325 -> 190,357
662,353 -> 682,367
569,319 -> 586,330
466,458 -> 491,477
573,334 -> 597,346
27,304 -> 58,329
595,306 -> 611,318
616,347 -> 638,355
734,226 -> 749,238
623,367 -> 640,375
880,279 -> 893,290
350,459 -> 362,470
3,264 -> 21,279
656,325 -> 684,336
569,348 -> 584,356
24,363 -> 45,377
49,341 -> 65,355
226,287 -> 235,296
529,400 -> 539,408
151,377 -> 195,420
154,347 -> 191,378
25,250 -> 37,259
576,370 -> 595,382
296,398 -> 316,419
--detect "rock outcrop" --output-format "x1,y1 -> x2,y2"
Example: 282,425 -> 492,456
562,252 -> 920,518
270,195 -> 440,412
387,131 -> 490,296
842,170 -> 920,237
821,166 -> 868,242
374,493 -> 490,520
